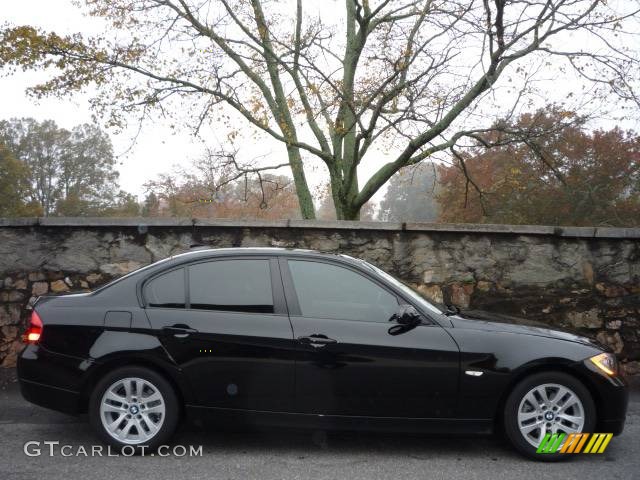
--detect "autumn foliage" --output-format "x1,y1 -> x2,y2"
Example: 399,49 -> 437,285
2,1 -> 638,219
142,158 -> 301,220
437,111 -> 640,227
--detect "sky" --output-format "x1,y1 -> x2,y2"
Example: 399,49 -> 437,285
0,1 -> 206,199
1,0 -> 638,206
0,0 -> 350,202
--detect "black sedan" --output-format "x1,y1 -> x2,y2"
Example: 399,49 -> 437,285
17,248 -> 628,460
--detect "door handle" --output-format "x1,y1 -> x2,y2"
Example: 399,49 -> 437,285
297,334 -> 337,348
162,324 -> 198,338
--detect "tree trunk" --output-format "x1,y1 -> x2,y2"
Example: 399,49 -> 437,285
342,206 -> 360,220
331,179 -> 361,220
286,145 -> 316,219
331,0 -> 361,222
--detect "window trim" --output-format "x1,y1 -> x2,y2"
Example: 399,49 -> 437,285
279,256 -> 402,323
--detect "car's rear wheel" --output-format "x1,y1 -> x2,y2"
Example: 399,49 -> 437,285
503,371 -> 596,461
89,366 -> 179,451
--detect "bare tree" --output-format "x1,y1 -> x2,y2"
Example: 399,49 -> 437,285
143,151 -> 301,218
1,0 -> 639,219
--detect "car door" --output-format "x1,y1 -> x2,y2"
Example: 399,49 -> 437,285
281,257 -> 459,418
143,256 -> 296,412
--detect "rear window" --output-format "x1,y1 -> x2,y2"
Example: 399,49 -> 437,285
144,268 -> 186,308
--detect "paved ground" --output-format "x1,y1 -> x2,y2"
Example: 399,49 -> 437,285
0,369 -> 638,480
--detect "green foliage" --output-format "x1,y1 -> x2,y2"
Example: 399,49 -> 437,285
100,191 -> 141,217
141,191 -> 160,217
378,165 -> 440,222
0,143 -> 42,217
0,117 -> 129,217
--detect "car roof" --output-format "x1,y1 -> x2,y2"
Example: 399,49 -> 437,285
168,247 -> 364,266
90,247 -> 371,296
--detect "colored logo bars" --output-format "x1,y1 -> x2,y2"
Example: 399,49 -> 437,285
536,433 -> 613,454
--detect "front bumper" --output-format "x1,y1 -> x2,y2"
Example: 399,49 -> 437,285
577,362 -> 629,436
600,418 -> 626,436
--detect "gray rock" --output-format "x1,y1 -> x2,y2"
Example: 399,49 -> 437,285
8,291 -> 25,302
31,282 -> 48,296
0,305 -> 21,326
596,331 -> 624,354
99,261 -> 145,276
566,309 -> 602,329
28,272 -> 46,282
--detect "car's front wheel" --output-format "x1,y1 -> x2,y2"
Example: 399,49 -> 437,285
89,366 -> 179,451
503,371 -> 596,461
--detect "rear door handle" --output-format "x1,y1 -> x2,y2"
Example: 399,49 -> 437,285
297,334 -> 337,348
163,324 -> 198,338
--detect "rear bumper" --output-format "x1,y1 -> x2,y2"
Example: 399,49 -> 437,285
19,378 -> 82,415
17,344 -> 86,414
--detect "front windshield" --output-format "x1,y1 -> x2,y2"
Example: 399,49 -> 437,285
363,261 -> 444,315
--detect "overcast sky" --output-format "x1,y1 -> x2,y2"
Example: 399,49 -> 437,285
1,0 -> 638,204
1,1 -> 207,199
0,1 -> 353,202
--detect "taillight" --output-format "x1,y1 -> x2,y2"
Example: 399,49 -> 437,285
22,311 -> 43,344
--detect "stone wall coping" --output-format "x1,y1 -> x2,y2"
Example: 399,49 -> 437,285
0,217 -> 639,239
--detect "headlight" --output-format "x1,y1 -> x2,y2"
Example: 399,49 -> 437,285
589,352 -> 618,376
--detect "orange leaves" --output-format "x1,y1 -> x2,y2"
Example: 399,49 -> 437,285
437,109 -> 640,226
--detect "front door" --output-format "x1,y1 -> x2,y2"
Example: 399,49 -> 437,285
144,257 -> 296,412
281,257 -> 459,418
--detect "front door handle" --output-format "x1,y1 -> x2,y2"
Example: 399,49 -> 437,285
297,334 -> 337,348
163,324 -> 198,338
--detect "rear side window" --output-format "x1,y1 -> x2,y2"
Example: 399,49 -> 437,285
145,268 -> 185,308
188,259 -> 274,313
287,260 -> 398,323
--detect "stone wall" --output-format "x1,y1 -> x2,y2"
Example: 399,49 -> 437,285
1,218 -> 639,374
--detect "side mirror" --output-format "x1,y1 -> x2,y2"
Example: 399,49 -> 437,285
390,305 -> 422,326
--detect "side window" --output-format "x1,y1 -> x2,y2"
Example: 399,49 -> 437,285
288,260 -> 398,323
145,268 -> 185,308
189,259 -> 274,313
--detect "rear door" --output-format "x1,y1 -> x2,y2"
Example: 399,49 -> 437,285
281,257 -> 459,418
143,256 -> 296,412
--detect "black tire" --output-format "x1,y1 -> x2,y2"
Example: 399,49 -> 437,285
89,366 -> 180,452
503,371 -> 596,461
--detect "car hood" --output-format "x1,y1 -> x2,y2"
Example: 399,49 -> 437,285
448,309 -> 608,351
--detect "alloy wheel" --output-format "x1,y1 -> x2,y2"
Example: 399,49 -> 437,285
99,377 -> 166,445
517,383 -> 585,448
